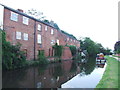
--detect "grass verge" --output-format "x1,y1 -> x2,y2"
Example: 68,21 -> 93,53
96,56 -> 119,88
112,55 -> 120,58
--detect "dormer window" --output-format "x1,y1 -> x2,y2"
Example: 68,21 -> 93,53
10,12 -> 18,21
23,16 -> 29,25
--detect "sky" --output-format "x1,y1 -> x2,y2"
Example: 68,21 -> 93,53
0,0 -> 119,50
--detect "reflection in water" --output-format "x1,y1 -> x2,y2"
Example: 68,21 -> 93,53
61,58 -> 106,88
79,57 -> 96,76
96,60 -> 106,68
52,63 -> 63,79
69,62 -> 77,73
3,60 -> 80,88
2,58 -> 106,88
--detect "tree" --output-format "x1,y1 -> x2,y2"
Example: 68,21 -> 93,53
52,43 -> 63,58
26,9 -> 61,30
1,30 -> 26,70
114,41 -> 120,54
43,19 -> 50,24
79,37 -> 112,56
67,45 -> 77,56
105,48 -> 112,55
80,37 -> 97,56
25,9 -> 46,20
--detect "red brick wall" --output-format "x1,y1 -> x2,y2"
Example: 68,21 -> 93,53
3,7 -> 80,60
61,47 -> 72,60
4,9 -> 35,60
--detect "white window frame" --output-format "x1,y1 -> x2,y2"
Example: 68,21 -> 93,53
37,34 -> 42,44
51,29 -> 54,34
67,38 -> 69,41
10,12 -> 18,21
38,24 -> 42,31
23,33 -> 28,40
45,26 -> 48,31
51,40 -> 55,45
57,39 -> 59,45
23,16 -> 29,25
0,5 -> 4,29
16,31 -> 21,40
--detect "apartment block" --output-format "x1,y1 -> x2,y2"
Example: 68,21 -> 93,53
0,4 -> 80,60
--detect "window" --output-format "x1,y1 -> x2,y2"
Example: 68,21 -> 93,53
45,26 -> 48,31
37,34 -> 42,44
38,24 -> 42,31
23,16 -> 29,25
57,39 -> 59,45
38,50 -> 44,56
51,29 -> 54,34
16,31 -> 21,39
51,40 -> 55,45
67,38 -> 69,41
10,12 -> 18,21
23,33 -> 28,40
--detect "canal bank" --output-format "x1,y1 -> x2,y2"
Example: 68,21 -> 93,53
61,58 -> 107,88
96,56 -> 119,88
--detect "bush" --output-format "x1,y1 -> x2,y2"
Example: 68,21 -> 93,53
67,45 -> 77,56
52,43 -> 63,58
72,53 -> 81,61
37,50 -> 49,64
1,30 -> 27,70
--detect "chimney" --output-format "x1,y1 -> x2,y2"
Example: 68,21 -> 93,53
17,9 -> 23,12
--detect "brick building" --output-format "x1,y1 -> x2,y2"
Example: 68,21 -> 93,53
0,4 -> 80,60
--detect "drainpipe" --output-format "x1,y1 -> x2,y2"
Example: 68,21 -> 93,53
34,21 -> 36,60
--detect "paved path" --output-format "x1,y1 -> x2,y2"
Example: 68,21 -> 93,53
110,55 -> 120,62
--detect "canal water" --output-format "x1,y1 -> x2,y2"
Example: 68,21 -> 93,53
2,57 -> 106,88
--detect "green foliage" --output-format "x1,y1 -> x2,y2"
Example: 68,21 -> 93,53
67,45 -> 77,56
38,64 -> 48,75
61,30 -> 77,40
43,19 -> 50,24
69,61 -> 77,73
25,60 -> 39,66
53,64 -> 63,79
52,43 -> 63,58
1,30 -> 26,70
114,41 -> 120,54
96,56 -> 119,88
37,50 -> 48,64
72,53 -> 81,61
80,57 -> 96,76
79,37 -> 112,56
54,23 -> 60,30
